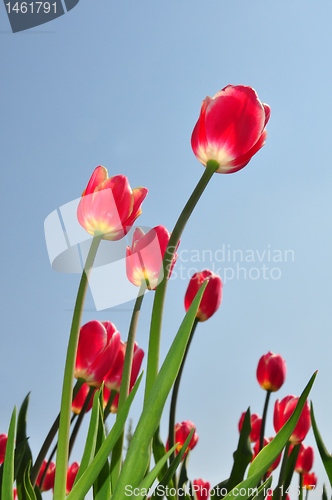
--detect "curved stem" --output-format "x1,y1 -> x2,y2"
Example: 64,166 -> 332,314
110,282 -> 146,490
53,234 -> 102,500
144,160 -> 218,405
30,378 -> 83,486
68,386 -> 95,459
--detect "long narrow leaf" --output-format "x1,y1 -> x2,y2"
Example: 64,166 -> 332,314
134,445 -> 177,498
250,477 -> 272,500
310,402 -> 332,487
112,283 -> 208,498
66,372 -> 142,500
92,389 -> 111,500
16,394 -> 33,500
2,407 -> 17,500
228,408 -> 253,487
22,463 -> 37,500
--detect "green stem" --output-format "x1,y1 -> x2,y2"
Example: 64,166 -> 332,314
168,318 -> 198,498
53,234 -> 102,500
144,160 -> 218,405
259,390 -> 271,452
110,282 -> 146,490
30,378 -> 83,487
68,386 -> 95,459
103,390 -> 118,422
299,473 -> 303,500
274,441 -> 290,500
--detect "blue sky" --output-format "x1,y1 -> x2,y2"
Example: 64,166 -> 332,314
1,0 -> 332,496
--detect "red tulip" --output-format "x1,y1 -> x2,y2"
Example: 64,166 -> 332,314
104,342 -> 144,413
77,166 -> 148,240
274,396 -> 311,445
36,460 -> 56,491
238,413 -> 262,443
191,85 -> 270,173
256,352 -> 286,392
0,434 -> 7,464
66,462 -> 80,494
126,226 -> 178,290
184,270 -> 222,322
295,444 -> 314,474
75,320 -> 121,388
72,383 -> 95,415
253,437 -> 281,473
193,479 -> 210,500
166,421 -> 198,459
303,472 -> 317,490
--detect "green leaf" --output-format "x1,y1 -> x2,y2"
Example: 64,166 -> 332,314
112,283 -> 208,499
310,402 -> 332,487
134,445 -> 177,498
152,427 -> 168,483
210,479 -> 230,500
93,388 -> 111,500
178,454 -> 189,491
2,406 -> 17,500
322,484 -> 328,500
250,477 -> 272,500
74,391 -> 100,487
22,463 -> 37,500
66,372 -> 142,500
16,394 -> 33,500
283,444 -> 300,496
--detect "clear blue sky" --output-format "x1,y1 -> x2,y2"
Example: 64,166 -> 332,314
1,1 -> 332,496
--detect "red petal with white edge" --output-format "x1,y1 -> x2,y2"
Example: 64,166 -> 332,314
124,187 -> 149,229
102,321 -> 120,342
205,85 -> 265,159
84,166 -> 108,196
87,331 -> 121,386
263,103 -> 271,128
75,321 -> 107,377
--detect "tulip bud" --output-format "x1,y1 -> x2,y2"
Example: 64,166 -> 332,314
36,460 -> 56,491
0,434 -> 7,464
274,396 -> 311,445
192,479 -> 210,500
75,321 -> 121,388
166,421 -> 198,460
77,166 -> 148,240
238,413 -> 262,443
253,437 -> 281,473
256,352 -> 286,392
303,472 -> 317,490
66,462 -> 80,494
191,85 -> 270,173
126,226 -> 179,290
295,444 -> 314,474
184,270 -> 222,322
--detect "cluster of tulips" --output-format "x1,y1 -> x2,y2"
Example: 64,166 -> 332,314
1,84 -> 332,500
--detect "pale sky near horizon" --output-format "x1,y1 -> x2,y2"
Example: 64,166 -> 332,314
1,1 -> 332,497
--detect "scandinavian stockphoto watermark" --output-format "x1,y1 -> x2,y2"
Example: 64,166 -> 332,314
44,197 -> 294,310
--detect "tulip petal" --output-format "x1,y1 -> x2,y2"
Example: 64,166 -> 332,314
84,166 -> 108,196
75,321 -> 107,379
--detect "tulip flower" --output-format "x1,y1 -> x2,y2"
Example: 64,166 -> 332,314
166,420 -> 198,459
191,85 -> 270,173
295,444 -> 314,474
0,434 -> 7,464
36,460 -> 56,491
72,383 -> 95,415
256,352 -> 286,392
75,320 -> 121,388
193,479 -> 210,500
303,472 -> 317,490
274,395 -> 311,445
126,226 -> 179,290
238,413 -> 262,443
66,462 -> 80,494
77,165 -> 148,240
253,437 -> 281,473
105,342 -> 144,413
184,270 -> 222,322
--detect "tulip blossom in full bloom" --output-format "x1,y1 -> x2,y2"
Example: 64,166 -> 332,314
36,460 -> 56,491
256,351 -> 286,392
303,472 -> 317,490
238,412 -> 262,443
253,437 -> 281,474
66,462 -> 80,494
77,165 -> 148,240
184,270 -> 222,322
274,395 -> 311,445
126,226 -> 178,290
0,434 -> 7,464
72,383 -> 95,415
104,341 -> 144,413
193,479 -> 210,500
295,444 -> 314,474
191,85 -> 270,173
166,421 -> 198,459
74,321 -> 121,388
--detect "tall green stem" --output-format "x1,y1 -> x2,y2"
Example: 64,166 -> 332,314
259,390 -> 271,453
299,473 -> 303,500
274,441 -> 290,500
110,282 -> 146,491
53,234 -> 102,500
144,160 -> 218,405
